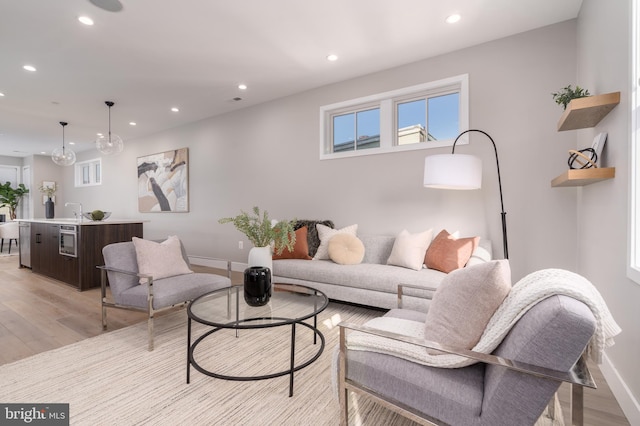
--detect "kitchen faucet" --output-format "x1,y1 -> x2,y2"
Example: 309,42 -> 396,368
65,202 -> 83,221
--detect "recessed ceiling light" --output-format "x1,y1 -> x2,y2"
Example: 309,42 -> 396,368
238,84 -> 247,90
446,14 -> 461,24
41,151 -> 46,154
97,132 -> 103,136
0,92 -> 4,97
69,142 -> 75,145
327,54 -> 338,62
23,65 -> 36,72
171,107 -> 179,112
129,122 -> 136,126
78,16 -> 94,25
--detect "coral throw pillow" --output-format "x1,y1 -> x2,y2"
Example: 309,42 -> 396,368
328,234 -> 365,265
424,260 -> 511,350
313,223 -> 358,260
132,235 -> 193,284
386,229 -> 433,271
424,230 -> 480,273
272,226 -> 312,260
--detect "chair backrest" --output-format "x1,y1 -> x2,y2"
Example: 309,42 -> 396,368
102,239 -> 191,299
0,222 -> 19,239
480,295 -> 596,425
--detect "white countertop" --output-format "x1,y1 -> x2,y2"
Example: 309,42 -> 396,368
17,218 -> 147,226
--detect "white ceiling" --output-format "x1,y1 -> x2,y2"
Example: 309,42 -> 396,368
0,0 -> 583,158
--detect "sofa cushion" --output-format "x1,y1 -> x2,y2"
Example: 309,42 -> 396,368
424,230 -> 480,273
386,229 -> 433,271
328,234 -> 365,265
272,226 -> 312,260
359,235 -> 396,264
273,259 -> 446,295
424,260 -> 511,350
294,220 -> 334,257
132,236 -> 193,284
313,223 -> 358,260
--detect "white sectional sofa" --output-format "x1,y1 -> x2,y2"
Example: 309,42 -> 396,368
272,234 -> 492,312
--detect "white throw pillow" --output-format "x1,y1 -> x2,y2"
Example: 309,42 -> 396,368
132,235 -> 193,284
386,229 -> 433,271
313,224 -> 358,260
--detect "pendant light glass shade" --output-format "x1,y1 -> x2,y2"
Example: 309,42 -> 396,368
96,101 -> 124,155
52,121 -> 76,166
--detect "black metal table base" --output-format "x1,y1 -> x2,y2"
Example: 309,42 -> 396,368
187,316 -> 325,397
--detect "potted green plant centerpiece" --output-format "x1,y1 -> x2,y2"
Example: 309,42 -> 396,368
0,182 -> 30,220
219,206 -> 296,268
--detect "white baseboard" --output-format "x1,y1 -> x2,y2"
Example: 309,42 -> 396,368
601,353 -> 640,425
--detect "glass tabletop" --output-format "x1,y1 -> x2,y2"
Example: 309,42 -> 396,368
188,283 -> 328,329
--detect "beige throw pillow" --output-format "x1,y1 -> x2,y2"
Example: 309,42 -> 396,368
328,233 -> 365,265
313,223 -> 358,260
424,260 -> 511,350
132,235 -> 193,284
386,229 -> 433,271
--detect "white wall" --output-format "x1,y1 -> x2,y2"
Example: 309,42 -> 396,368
61,20 -> 580,282
576,0 -> 640,423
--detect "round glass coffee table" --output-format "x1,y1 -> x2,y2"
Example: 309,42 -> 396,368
186,283 -> 328,397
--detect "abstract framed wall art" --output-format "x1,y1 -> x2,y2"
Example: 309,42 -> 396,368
137,147 -> 189,213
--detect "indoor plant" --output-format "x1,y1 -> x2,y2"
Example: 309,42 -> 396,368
0,182 -> 29,220
551,85 -> 591,109
219,206 -> 296,255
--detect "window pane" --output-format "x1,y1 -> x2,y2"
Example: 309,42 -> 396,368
427,93 -> 459,141
82,166 -> 90,184
356,108 -> 380,150
333,113 -> 355,152
397,99 -> 426,145
94,162 -> 101,183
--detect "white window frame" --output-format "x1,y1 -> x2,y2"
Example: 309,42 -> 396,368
629,0 -> 640,284
74,158 -> 102,187
319,74 -> 469,160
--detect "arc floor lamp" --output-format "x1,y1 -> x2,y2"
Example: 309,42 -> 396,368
423,129 -> 509,259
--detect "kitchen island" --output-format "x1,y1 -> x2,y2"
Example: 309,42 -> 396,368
17,218 -> 144,291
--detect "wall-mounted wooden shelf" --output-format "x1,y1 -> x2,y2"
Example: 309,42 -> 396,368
551,167 -> 615,187
557,92 -> 620,131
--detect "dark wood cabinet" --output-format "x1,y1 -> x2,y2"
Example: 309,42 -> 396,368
30,222 -> 142,291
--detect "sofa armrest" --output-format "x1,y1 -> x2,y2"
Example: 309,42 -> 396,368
338,321 -> 595,389
397,283 -> 437,309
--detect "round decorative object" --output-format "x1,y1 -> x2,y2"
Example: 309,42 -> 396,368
328,233 -> 365,265
82,211 -> 112,221
243,266 -> 271,307
45,197 -> 55,219
95,133 -> 124,155
568,148 -> 597,169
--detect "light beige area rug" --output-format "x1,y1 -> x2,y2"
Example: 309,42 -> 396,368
0,302 -> 562,425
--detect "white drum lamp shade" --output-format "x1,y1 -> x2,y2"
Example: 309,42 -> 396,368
423,154 -> 482,190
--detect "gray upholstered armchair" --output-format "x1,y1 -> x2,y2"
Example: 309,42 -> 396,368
99,239 -> 232,351
337,265 -> 609,426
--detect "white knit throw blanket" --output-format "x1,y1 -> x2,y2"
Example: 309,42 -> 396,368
347,268 -> 621,368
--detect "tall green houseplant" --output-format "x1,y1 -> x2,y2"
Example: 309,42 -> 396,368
219,206 -> 296,255
0,182 -> 29,220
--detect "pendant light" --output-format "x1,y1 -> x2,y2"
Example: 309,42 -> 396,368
51,121 -> 76,166
96,100 -> 124,155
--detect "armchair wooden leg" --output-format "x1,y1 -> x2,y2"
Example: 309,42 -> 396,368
102,304 -> 107,330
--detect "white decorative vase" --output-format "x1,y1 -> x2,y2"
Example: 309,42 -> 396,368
248,245 -> 273,272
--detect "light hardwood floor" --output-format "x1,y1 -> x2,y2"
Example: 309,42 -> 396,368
0,254 -> 630,425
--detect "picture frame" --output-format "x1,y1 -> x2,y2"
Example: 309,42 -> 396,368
137,148 -> 189,213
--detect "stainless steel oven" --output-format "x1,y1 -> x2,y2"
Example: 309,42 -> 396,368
59,225 -> 77,257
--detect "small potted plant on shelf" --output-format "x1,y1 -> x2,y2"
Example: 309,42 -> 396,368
551,85 -> 591,110
219,206 -> 296,256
